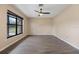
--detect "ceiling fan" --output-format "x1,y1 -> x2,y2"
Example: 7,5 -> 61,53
34,4 -> 50,16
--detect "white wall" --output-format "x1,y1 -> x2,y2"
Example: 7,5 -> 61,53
52,5 -> 79,49
29,18 -> 53,35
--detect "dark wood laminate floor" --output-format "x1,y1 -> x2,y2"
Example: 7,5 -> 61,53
1,35 -> 79,54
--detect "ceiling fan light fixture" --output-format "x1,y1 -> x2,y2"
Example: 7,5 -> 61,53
38,13 -> 43,16
40,13 -> 43,16
35,4 -> 50,16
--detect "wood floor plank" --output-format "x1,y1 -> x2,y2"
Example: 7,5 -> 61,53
1,35 -> 79,54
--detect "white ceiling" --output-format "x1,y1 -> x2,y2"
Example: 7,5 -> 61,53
14,4 -> 69,18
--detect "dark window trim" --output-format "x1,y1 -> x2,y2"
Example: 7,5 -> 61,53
7,10 -> 23,19
7,10 -> 23,38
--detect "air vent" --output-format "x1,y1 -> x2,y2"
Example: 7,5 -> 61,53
39,4 -> 43,7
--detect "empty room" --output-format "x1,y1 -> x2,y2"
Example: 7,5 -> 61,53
0,4 -> 79,54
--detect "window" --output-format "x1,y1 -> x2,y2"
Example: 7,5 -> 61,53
7,10 -> 23,38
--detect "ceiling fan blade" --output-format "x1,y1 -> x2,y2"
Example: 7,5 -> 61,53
42,12 -> 50,14
34,10 -> 50,14
34,10 -> 40,13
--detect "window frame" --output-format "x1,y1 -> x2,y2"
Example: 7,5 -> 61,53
7,10 -> 23,38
